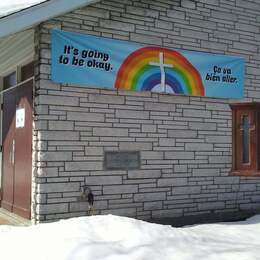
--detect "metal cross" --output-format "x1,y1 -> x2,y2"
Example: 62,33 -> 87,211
240,116 -> 254,163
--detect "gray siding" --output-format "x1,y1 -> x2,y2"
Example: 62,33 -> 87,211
0,29 -> 34,75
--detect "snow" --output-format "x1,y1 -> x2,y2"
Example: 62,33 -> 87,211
0,0 -> 47,17
1,214 -> 260,260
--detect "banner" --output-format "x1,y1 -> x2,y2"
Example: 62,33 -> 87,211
51,29 -> 245,99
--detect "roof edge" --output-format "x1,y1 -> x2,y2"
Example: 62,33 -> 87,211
0,0 -> 99,39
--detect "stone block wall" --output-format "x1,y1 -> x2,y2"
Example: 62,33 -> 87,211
33,0 -> 260,222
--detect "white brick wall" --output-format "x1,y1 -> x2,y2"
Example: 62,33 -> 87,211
32,0 -> 260,223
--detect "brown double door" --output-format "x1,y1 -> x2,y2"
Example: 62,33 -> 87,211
1,80 -> 33,219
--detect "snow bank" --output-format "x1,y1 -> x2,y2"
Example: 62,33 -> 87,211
0,0 -> 46,17
1,214 -> 260,260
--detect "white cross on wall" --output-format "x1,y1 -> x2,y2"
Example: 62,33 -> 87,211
149,52 -> 173,92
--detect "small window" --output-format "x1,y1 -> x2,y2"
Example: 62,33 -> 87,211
21,62 -> 34,81
230,102 -> 260,176
3,72 -> 16,90
1,62 -> 34,90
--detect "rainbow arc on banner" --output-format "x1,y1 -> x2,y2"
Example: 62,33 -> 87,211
115,47 -> 205,96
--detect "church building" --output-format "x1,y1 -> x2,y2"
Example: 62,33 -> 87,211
0,0 -> 260,224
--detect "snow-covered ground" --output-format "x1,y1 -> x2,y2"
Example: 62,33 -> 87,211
0,0 -> 46,17
1,214 -> 260,260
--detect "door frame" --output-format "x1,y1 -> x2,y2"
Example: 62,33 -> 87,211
0,68 -> 34,219
0,58 -> 34,194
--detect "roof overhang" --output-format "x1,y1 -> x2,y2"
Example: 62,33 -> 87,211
0,0 -> 100,39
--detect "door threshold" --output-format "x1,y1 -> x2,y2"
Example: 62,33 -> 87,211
0,208 -> 31,226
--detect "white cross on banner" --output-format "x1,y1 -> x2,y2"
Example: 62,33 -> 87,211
149,52 -> 173,93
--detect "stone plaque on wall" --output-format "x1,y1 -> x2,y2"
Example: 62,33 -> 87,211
104,151 -> 140,170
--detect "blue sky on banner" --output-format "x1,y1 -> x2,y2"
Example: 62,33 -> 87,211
52,30 -> 245,99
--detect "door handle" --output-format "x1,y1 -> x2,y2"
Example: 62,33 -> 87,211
9,139 -> 15,165
9,150 -> 12,164
12,139 -> 15,165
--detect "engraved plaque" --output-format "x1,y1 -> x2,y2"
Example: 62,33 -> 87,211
104,151 -> 140,170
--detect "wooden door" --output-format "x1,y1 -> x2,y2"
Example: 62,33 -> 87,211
1,80 -> 33,219
1,87 -> 16,212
